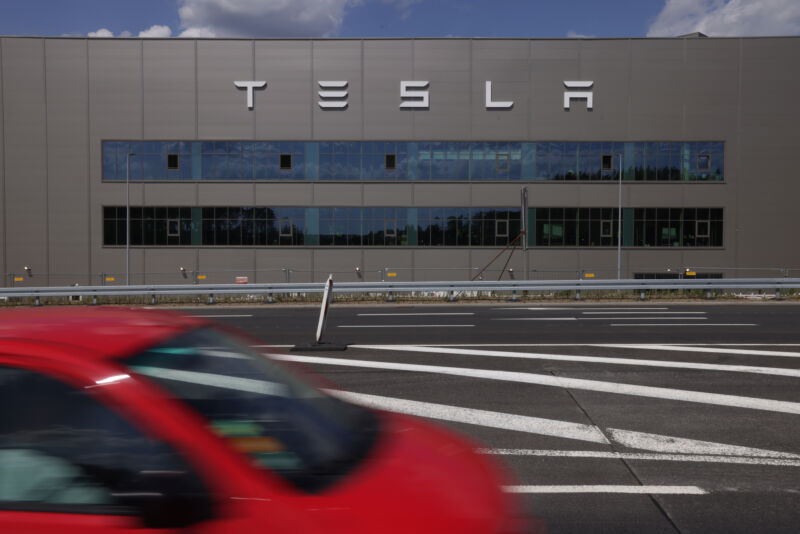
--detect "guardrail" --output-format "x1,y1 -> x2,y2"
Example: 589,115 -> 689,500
0,278 -> 799,304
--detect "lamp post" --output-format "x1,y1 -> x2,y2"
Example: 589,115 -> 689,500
617,153 -> 622,280
126,152 -> 135,286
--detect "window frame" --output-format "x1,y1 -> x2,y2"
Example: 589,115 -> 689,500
495,219 -> 509,238
696,219 -> 710,238
279,217 -> 293,237
696,154 -> 711,172
279,153 -> 293,170
495,153 -> 510,172
167,219 -> 180,237
384,153 -> 397,171
600,219 -> 613,238
601,154 -> 614,171
167,153 -> 180,171
384,218 -> 397,238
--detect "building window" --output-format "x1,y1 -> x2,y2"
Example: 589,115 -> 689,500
697,154 -> 711,172
385,154 -> 396,170
496,219 -> 509,238
600,220 -> 613,238
279,218 -> 293,237
167,219 -> 180,237
496,153 -> 510,172
601,154 -> 614,171
279,154 -> 292,170
385,219 -> 397,238
167,153 -> 180,170
696,220 -> 709,238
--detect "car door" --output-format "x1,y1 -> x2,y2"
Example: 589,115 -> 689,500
0,363 -> 222,533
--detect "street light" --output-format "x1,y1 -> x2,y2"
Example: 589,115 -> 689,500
126,152 -> 135,286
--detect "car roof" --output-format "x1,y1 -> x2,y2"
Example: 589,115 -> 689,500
0,306 -> 209,360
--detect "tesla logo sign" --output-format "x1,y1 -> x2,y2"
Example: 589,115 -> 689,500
235,80 -> 594,111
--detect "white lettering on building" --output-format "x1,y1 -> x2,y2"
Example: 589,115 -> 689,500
235,79 -> 597,112
399,81 -> 430,109
318,81 -> 349,110
485,81 -> 513,109
563,81 -> 594,110
233,81 -> 267,109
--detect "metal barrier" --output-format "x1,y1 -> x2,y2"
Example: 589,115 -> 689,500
0,278 -> 798,302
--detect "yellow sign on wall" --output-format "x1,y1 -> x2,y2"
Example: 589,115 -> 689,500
387,272 -> 397,277
105,277 -> 115,282
686,271 -> 697,276
197,275 -> 207,280
584,273 -> 595,278
13,277 -> 23,282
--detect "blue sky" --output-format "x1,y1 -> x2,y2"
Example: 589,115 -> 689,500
0,0 -> 798,39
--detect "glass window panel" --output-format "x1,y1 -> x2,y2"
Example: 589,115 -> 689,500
228,154 -> 242,179
102,147 -> 116,179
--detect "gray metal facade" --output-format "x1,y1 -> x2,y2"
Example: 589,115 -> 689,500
0,36 -> 798,285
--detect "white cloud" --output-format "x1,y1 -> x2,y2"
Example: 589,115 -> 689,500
88,0 -> 425,40
178,26 -> 216,38
139,25 -> 172,38
119,30 -> 133,38
566,30 -> 594,38
88,28 -> 114,37
177,0 -> 352,38
648,0 -> 800,37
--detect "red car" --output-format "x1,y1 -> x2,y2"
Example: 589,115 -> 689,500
0,307 -> 520,533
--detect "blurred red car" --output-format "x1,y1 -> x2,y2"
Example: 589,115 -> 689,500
0,307 -> 520,533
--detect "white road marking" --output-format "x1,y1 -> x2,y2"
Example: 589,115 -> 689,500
326,390 -> 609,443
270,354 -> 800,414
492,307 -> 670,311
481,450 -> 800,467
357,312 -> 475,316
492,317 -> 578,321
582,311 -> 707,315
503,485 -> 708,495
350,344 -> 800,379
493,317 -> 709,321
370,343 -> 800,348
337,324 -> 475,328
183,314 -> 254,318
607,429 -> 800,458
325,390 -> 799,457
595,344 -> 800,359
579,317 -> 707,320
250,344 -> 294,348
610,323 -> 757,327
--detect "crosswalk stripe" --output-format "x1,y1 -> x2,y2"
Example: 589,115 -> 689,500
270,353 -> 800,415
349,344 -> 800,379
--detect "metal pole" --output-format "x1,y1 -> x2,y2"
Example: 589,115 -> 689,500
617,154 -> 622,280
126,152 -> 135,286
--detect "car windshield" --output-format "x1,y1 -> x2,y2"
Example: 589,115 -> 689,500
124,328 -> 379,493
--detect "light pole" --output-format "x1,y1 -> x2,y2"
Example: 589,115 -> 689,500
617,153 -> 622,280
126,152 -> 135,286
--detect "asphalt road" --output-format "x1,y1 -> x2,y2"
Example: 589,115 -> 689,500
182,302 -> 800,534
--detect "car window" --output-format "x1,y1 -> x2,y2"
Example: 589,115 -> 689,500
0,365 -> 212,526
125,328 -> 379,493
